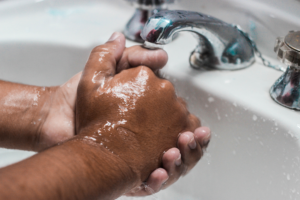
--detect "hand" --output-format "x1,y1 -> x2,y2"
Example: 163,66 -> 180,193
75,32 -> 200,186
40,32 -> 211,196
126,126 -> 211,196
39,36 -> 168,150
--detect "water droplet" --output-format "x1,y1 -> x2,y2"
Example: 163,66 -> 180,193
259,141 -> 264,146
287,174 -> 291,180
252,115 -> 257,121
208,97 -> 215,103
297,124 -> 300,129
291,188 -> 296,193
215,109 -> 221,120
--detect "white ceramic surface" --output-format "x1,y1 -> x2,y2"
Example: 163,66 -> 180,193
1,0 -> 300,199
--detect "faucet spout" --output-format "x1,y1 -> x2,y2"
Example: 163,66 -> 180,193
141,10 -> 255,70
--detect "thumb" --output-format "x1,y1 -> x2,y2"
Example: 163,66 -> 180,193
81,32 -> 126,88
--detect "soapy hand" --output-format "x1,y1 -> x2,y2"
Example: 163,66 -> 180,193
40,32 -> 211,196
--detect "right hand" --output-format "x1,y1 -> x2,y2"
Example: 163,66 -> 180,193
75,32 -> 200,183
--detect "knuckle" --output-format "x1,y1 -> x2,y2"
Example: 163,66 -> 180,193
91,44 -> 111,54
191,114 -> 201,127
91,45 -> 103,53
135,66 -> 153,76
161,80 -> 175,93
186,115 -> 201,131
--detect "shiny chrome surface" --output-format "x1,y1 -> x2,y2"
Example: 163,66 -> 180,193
124,0 -> 174,43
125,0 -> 174,9
141,10 -> 255,70
270,31 -> 300,110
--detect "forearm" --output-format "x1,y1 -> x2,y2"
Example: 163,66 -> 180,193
0,80 -> 54,150
0,136 -> 137,200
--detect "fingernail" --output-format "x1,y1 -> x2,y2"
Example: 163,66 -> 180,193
108,32 -> 120,42
175,154 -> 181,166
188,138 -> 197,149
162,176 -> 169,185
202,138 -> 210,147
162,179 -> 169,188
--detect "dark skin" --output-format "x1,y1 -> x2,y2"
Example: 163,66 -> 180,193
0,32 -> 211,198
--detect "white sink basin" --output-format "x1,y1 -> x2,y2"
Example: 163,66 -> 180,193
1,0 -> 300,199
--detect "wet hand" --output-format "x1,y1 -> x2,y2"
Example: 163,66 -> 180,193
38,34 -> 168,151
76,32 -> 200,185
40,32 -> 211,196
126,126 -> 211,196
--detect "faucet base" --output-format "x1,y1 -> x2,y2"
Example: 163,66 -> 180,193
190,47 -> 255,71
270,66 -> 300,111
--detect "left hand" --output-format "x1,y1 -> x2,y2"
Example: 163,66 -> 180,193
40,32 -> 211,197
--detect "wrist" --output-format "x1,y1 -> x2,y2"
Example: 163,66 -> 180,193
0,81 -> 57,151
63,136 -> 139,199
34,86 -> 59,151
37,86 -> 76,151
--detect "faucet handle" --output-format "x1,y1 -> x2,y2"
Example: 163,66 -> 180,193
274,31 -> 300,68
270,30 -> 300,110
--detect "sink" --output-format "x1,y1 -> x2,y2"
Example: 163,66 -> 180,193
1,0 -> 300,199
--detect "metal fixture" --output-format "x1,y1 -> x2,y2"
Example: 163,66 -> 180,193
270,30 -> 300,110
141,10 -> 255,70
124,0 -> 174,43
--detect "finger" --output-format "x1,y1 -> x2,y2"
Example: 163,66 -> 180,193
127,168 -> 169,197
81,32 -> 126,87
194,126 -> 211,149
161,129 -> 211,190
116,45 -> 168,73
177,131 -> 203,173
161,148 -> 184,189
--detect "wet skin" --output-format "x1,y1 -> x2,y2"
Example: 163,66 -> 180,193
0,32 -> 211,198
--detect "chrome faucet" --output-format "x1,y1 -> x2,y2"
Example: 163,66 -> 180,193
270,30 -> 300,110
124,0 -> 174,43
141,10 -> 255,70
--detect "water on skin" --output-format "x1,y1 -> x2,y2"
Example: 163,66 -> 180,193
2,89 -> 41,114
84,67 -> 152,155
1,88 -> 43,129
